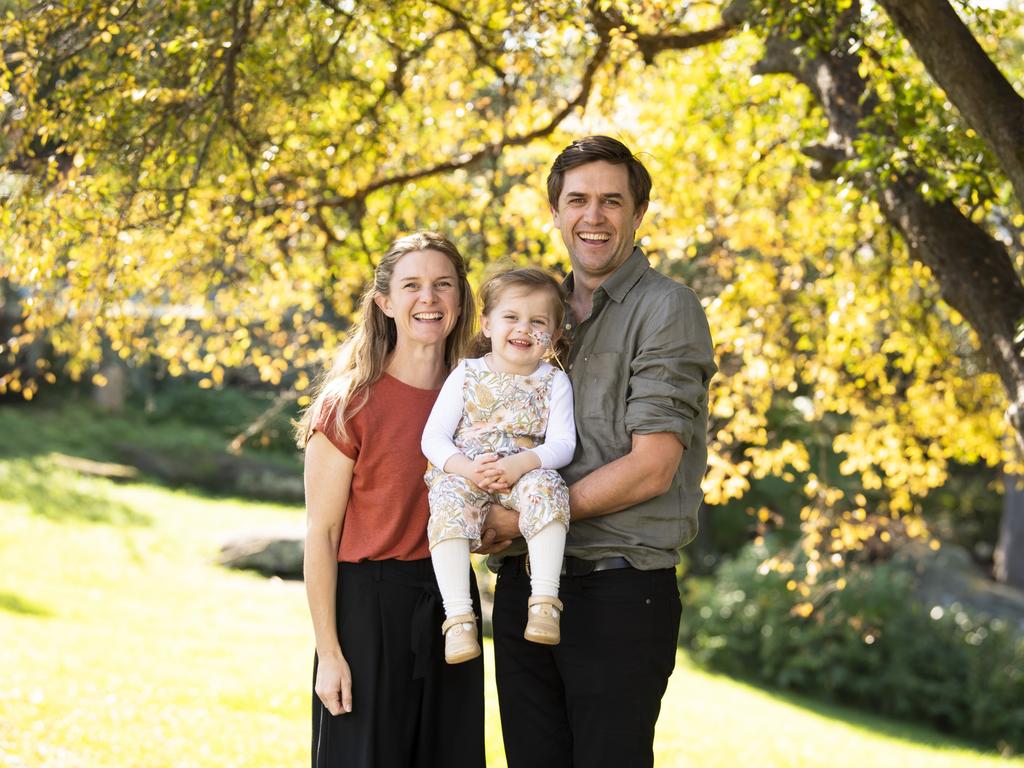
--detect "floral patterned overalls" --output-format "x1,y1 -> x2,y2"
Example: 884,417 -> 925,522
425,361 -> 571,550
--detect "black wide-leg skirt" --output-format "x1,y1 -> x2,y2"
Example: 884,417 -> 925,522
311,558 -> 485,768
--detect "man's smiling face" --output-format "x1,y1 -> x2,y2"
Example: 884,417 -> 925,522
551,160 -> 648,285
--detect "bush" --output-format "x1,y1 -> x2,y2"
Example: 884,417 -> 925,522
140,379 -> 300,454
680,543 -> 1024,753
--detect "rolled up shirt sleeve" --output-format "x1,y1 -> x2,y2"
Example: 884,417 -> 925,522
625,287 -> 716,449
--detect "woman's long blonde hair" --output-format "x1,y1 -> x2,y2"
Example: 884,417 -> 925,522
296,231 -> 475,446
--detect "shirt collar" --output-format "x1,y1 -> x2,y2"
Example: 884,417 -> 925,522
563,246 -> 649,304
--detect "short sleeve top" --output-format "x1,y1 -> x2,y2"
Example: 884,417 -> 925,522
314,373 -> 440,562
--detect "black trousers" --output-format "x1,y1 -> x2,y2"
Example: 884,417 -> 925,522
493,561 -> 681,768
311,559 -> 485,768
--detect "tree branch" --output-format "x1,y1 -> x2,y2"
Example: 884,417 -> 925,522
315,29 -> 612,209
876,0 -> 1024,207
228,390 -> 298,454
589,0 -> 739,64
750,7 -> 1024,449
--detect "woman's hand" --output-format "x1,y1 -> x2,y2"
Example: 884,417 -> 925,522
315,650 -> 353,716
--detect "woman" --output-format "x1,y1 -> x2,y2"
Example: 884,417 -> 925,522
296,231 -> 484,767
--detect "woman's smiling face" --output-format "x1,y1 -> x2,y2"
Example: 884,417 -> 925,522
374,248 -> 461,350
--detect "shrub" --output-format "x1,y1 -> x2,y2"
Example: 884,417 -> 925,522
141,379 -> 300,454
680,543 -> 1024,753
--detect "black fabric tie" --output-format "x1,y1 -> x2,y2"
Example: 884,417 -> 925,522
410,582 -> 441,680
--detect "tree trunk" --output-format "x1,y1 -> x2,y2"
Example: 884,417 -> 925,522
877,0 -> 1024,208
996,473 -> 1024,589
874,178 -> 1024,447
93,359 -> 127,414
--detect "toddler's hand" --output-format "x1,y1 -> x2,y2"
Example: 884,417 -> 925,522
468,453 -> 501,490
490,454 -> 532,488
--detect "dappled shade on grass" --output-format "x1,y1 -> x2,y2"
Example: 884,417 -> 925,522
2,476 -> 1021,766
0,590 -> 51,617
0,457 -> 148,525
0,404 -> 1020,767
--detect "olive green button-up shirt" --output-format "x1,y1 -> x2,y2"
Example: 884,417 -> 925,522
492,247 -> 716,571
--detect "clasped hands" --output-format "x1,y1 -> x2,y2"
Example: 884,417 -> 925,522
444,451 -> 535,553
463,452 -> 515,492
454,452 -> 528,555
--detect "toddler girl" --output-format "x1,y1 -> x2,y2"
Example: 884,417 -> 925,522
421,267 -> 574,664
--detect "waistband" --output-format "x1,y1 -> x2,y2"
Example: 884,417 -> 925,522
501,554 -> 634,578
339,557 -> 436,585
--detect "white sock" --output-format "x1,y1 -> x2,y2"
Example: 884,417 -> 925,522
431,538 -> 473,619
527,522 -> 566,599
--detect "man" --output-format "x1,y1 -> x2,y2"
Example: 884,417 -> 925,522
482,136 -> 716,767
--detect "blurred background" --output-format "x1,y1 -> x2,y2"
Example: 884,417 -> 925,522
2,0 -> 1023,765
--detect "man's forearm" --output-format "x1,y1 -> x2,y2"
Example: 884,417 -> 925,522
481,433 -> 683,542
568,432 -> 683,521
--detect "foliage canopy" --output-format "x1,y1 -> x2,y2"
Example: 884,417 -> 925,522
3,0 -> 1023,588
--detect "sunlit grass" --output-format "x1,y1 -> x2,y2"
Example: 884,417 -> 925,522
0,483 -> 310,768
1,461 -> 1020,766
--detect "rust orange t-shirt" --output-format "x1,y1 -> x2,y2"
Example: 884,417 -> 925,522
313,373 -> 440,562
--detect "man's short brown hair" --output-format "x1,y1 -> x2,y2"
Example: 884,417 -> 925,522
546,135 -> 653,209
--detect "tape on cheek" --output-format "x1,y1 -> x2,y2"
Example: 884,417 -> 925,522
531,330 -> 553,348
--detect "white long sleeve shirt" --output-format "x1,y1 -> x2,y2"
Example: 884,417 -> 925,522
421,357 -> 576,472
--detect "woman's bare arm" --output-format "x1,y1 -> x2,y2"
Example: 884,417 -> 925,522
304,432 -> 355,715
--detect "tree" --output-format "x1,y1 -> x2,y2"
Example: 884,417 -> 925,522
714,0 -> 1024,585
2,0 -> 1022,583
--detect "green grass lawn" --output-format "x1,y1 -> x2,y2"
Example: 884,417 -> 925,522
1,408 -> 1021,766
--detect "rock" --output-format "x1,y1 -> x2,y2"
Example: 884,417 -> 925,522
116,443 -> 304,502
896,541 -> 1024,633
218,530 -> 304,578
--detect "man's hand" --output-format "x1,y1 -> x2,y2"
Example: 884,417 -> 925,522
476,503 -> 522,554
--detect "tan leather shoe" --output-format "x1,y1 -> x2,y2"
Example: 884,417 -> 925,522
524,595 -> 563,645
441,613 -> 481,664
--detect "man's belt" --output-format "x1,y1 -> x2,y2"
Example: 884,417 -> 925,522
504,554 -> 633,577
